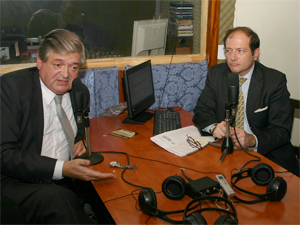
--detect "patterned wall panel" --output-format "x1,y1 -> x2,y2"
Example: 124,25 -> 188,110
219,0 -> 236,44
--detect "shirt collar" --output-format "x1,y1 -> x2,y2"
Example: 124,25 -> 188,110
240,63 -> 255,80
40,78 -> 56,106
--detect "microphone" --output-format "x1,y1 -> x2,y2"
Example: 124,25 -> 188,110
227,73 -> 239,125
219,109 -> 234,163
72,79 -> 85,124
219,73 -> 238,163
72,78 -> 103,165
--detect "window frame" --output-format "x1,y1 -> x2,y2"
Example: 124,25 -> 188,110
0,0 -> 220,74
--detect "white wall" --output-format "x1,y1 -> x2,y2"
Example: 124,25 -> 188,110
234,0 -> 299,146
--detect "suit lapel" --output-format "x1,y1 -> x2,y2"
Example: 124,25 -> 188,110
246,62 -> 263,116
31,70 -> 44,153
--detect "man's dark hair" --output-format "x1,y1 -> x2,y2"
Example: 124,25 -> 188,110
223,27 -> 260,55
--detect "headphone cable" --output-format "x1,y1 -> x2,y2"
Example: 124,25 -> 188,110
94,151 -> 223,190
233,124 -> 261,171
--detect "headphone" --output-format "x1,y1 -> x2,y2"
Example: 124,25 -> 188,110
231,163 -> 287,204
183,196 -> 238,225
138,187 -> 238,225
162,175 -> 187,200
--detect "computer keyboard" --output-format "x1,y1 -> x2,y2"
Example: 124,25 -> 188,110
153,110 -> 182,136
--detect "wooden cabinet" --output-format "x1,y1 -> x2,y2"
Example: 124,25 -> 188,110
166,35 -> 193,55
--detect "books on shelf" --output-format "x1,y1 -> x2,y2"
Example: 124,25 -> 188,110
170,2 -> 194,8
177,33 -> 194,37
178,26 -> 193,30
170,2 -> 194,11
169,28 -> 194,37
169,2 -> 194,37
170,19 -> 193,26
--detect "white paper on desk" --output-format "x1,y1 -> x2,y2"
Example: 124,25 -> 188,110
150,125 -> 215,157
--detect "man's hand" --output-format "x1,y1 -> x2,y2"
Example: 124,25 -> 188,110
230,127 -> 256,148
62,159 -> 117,181
73,141 -> 86,158
212,121 -> 226,139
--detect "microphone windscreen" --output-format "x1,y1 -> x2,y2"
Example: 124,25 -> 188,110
228,73 -> 239,87
72,78 -> 90,109
228,73 -> 239,105
74,92 -> 84,111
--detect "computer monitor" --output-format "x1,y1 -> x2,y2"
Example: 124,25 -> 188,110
131,19 -> 168,56
122,60 -> 155,124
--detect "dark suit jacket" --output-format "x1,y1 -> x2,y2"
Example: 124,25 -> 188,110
1,67 -> 85,184
193,61 -> 299,176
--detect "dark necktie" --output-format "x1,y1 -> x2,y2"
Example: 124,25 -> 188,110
235,78 -> 247,129
54,95 -> 74,160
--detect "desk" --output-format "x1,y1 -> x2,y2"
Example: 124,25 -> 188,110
89,109 -> 299,224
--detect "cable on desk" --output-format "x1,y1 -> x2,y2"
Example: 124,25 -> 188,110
103,188 -> 141,204
94,151 -> 150,189
233,125 -> 261,172
94,151 -> 224,198
127,153 -> 223,175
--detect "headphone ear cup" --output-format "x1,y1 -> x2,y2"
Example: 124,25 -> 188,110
214,215 -> 236,225
251,163 -> 274,186
184,211 -> 207,225
138,188 -> 157,215
162,175 -> 187,200
266,177 -> 287,201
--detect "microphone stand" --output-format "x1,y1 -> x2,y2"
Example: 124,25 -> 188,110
79,107 -> 104,165
219,108 -> 234,163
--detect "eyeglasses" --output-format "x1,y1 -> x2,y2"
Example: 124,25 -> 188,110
186,135 -> 203,150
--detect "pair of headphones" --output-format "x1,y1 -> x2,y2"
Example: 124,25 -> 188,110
231,163 -> 287,204
138,187 -> 238,225
162,175 -> 187,200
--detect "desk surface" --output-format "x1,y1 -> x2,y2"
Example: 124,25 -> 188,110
89,109 -> 299,224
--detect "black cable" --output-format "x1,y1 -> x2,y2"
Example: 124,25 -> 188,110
127,153 -> 222,175
156,52 -> 175,109
103,189 -> 140,204
94,151 -> 223,190
156,0 -> 189,109
121,167 -> 147,189
233,124 -> 261,171
180,168 -> 193,182
94,151 -> 148,189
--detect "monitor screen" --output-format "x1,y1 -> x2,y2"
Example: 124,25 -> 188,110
131,19 -> 168,56
123,60 -> 155,124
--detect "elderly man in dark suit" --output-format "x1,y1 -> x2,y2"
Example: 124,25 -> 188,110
193,27 -> 299,177
1,29 -> 116,223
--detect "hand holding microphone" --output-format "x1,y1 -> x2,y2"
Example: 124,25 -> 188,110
210,121 -> 226,139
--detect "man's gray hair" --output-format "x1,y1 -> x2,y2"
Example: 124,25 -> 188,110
38,29 -> 86,67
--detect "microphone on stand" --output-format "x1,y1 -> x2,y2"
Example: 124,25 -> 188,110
219,108 -> 234,163
219,73 -> 238,163
227,73 -> 239,125
74,92 -> 84,124
72,78 -> 104,165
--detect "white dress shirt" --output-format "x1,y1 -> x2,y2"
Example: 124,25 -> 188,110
40,79 -> 77,179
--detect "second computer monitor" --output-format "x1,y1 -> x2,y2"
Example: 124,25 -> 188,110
131,19 -> 168,56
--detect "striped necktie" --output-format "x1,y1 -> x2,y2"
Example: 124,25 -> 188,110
235,78 -> 247,129
54,95 -> 74,160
